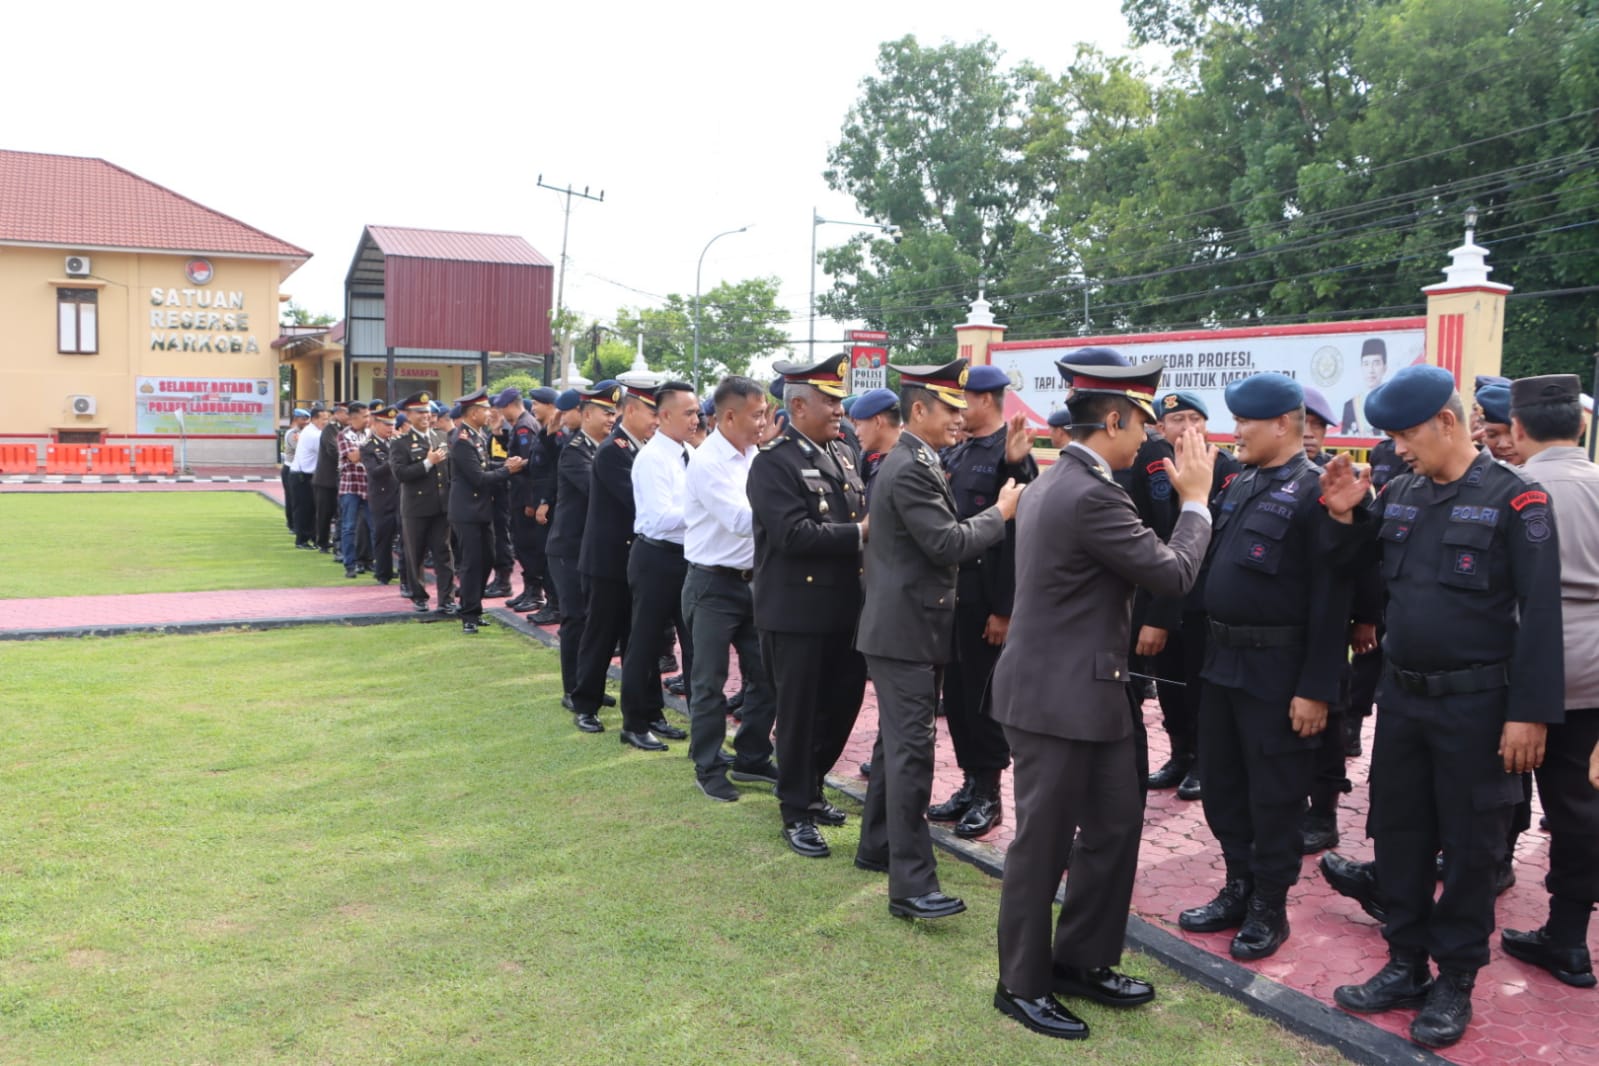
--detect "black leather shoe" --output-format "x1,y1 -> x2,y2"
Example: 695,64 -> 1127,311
649,719 -> 688,740
859,761 -> 872,777
529,607 -> 560,626
561,694 -> 574,711
1410,969 -> 1474,1049
1147,754 -> 1193,790
729,760 -> 779,785
658,652 -> 678,674
782,820 -> 829,858
696,773 -> 739,803
440,601 -> 460,616
600,693 -> 617,708
1175,771 -> 1203,800
412,600 -> 432,614
620,730 -> 669,752
811,801 -> 847,827
993,983 -> 1089,1040
1501,927 -> 1597,988
1334,953 -> 1434,1012
889,892 -> 966,920
927,775 -> 975,821
1230,896 -> 1289,960
1300,812 -> 1340,854
663,675 -> 687,697
505,593 -> 533,612
1053,966 -> 1155,1007
573,713 -> 604,734
853,853 -> 888,873
955,795 -> 1002,838
482,582 -> 512,598
461,620 -> 479,635
1178,877 -> 1253,933
1319,852 -> 1386,922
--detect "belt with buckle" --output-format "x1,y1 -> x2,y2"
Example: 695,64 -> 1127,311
690,562 -> 753,582
1207,620 -> 1306,649
1387,661 -> 1509,697
636,535 -> 684,553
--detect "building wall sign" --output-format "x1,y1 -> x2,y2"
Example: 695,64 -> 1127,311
147,286 -> 260,353
185,257 -> 214,284
135,376 -> 274,434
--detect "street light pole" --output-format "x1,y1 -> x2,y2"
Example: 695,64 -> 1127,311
809,209 -> 899,358
693,225 -> 752,394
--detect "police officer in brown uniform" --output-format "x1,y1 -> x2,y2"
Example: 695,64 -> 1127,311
448,388 -> 526,634
390,391 -> 455,615
854,358 -> 1022,920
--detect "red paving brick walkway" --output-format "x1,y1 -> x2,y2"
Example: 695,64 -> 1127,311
4,479 -> 1593,1062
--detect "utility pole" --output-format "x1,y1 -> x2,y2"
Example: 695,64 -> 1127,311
537,175 -> 605,385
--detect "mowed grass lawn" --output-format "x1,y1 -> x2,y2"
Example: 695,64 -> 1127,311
0,492 -> 351,599
0,626 -> 1339,1065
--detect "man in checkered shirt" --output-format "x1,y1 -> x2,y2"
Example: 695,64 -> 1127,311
338,402 -> 371,578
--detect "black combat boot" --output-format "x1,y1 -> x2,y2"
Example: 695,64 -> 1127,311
1410,969 -> 1474,1048
1334,949 -> 1433,1012
927,773 -> 975,822
1178,876 -> 1253,933
1230,894 -> 1290,960
954,772 -> 1003,838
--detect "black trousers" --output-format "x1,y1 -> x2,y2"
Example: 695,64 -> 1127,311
763,628 -> 867,823
547,553 -> 583,696
858,655 -> 944,899
1536,707 -> 1599,904
1369,700 -> 1521,971
1347,637 -> 1385,720
291,472 -> 316,544
313,484 -> 337,551
683,566 -> 776,778
512,511 -> 556,604
1198,682 -> 1320,898
490,483 -> 514,580
368,505 -> 399,582
572,573 -> 630,716
401,512 -> 453,607
940,592 -> 1011,775
451,520 -> 493,621
998,717 -> 1144,996
280,465 -> 295,530
620,538 -> 690,733
1152,610 -> 1209,761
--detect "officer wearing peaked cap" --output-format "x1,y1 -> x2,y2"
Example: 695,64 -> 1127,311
854,357 -> 1023,919
747,352 -> 871,852
449,388 -> 526,633
390,390 -> 456,614
360,403 -> 405,589
1320,365 -> 1564,1048
925,362 -> 1038,840
496,386 -> 555,614
990,347 -> 1215,1039
1176,373 -> 1352,964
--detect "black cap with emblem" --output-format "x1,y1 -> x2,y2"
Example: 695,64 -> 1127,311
772,352 -> 850,398
891,357 -> 970,409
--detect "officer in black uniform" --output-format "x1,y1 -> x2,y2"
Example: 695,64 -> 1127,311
546,382 -> 620,708
926,364 -> 1038,838
747,353 -> 871,859
1321,364 -> 1564,1049
1133,392 -> 1241,799
390,391 -> 455,615
483,397 -> 516,599
448,388 -> 526,634
571,382 -> 659,734
1341,434 -> 1401,757
495,387 -> 542,612
1176,373 -> 1350,963
360,404 -> 402,587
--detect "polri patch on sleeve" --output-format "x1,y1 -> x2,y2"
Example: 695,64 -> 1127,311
1521,506 -> 1552,543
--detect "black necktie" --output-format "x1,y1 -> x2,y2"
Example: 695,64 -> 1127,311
681,448 -> 689,468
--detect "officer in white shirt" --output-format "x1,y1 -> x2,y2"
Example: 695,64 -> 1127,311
682,376 -> 781,801
618,380 -> 699,748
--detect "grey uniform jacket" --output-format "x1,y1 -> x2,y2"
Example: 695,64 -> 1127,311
991,446 -> 1211,742
855,431 -> 1006,664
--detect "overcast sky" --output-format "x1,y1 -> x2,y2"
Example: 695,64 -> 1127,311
7,1 -> 1155,360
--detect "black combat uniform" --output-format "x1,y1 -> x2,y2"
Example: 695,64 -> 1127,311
547,429 -> 599,698
509,411 -> 559,608
391,414 -> 454,612
1183,452 -> 1351,955
1344,435 -> 1402,751
1333,449 -> 1563,976
486,420 -> 515,595
930,422 -> 1036,836
747,423 -> 870,829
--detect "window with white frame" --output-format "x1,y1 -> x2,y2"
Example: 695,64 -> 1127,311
58,287 -> 98,354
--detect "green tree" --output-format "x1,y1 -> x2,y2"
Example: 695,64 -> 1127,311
609,276 -> 790,385
280,302 -> 337,327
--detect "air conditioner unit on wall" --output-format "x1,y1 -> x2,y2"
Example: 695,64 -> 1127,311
69,394 -> 97,416
64,255 -> 92,277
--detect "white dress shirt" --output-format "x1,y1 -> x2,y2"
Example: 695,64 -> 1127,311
291,422 -> 322,475
684,428 -> 755,568
632,430 -> 689,543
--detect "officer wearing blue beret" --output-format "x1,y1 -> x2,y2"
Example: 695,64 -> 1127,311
1046,407 -> 1072,448
1178,373 -> 1352,964
926,362 -> 1039,839
849,389 -> 901,503
1301,386 -> 1339,467
1319,363 -> 1564,1047
1476,383 -> 1520,465
496,386 -> 560,619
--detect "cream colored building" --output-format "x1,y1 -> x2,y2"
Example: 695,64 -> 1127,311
0,150 -> 309,465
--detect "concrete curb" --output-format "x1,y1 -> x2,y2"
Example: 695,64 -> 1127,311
0,612 -> 425,642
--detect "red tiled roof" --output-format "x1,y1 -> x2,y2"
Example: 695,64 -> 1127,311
0,150 -> 310,260
365,225 -> 552,266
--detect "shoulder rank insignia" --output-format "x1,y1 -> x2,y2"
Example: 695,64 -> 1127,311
915,449 -> 938,469
615,437 -> 630,448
